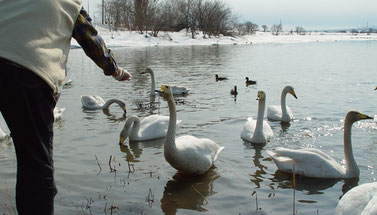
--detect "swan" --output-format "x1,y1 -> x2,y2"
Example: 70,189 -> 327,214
0,126 -> 9,141
119,114 -> 181,143
334,182 -> 377,215
215,74 -> 228,81
157,84 -> 224,175
54,107 -> 65,121
266,111 -> 372,178
241,91 -> 273,143
142,68 -> 189,96
230,86 -> 238,96
245,77 -> 257,85
81,96 -> 126,113
267,85 -> 297,123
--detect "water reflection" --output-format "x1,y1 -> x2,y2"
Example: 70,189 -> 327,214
271,170 -> 340,195
160,169 -> 220,215
244,142 -> 268,188
119,138 -> 165,162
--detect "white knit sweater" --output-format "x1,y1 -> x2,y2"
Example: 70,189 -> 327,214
0,0 -> 82,93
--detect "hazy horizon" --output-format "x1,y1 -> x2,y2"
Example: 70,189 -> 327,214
83,0 -> 377,31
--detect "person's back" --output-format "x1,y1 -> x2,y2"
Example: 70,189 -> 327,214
0,1 -> 130,214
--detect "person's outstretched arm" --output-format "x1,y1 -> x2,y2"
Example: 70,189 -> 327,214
72,8 -> 131,81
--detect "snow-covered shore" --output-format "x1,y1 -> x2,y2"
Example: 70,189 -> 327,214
71,26 -> 377,48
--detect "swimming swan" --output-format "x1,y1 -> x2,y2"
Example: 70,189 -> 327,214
81,96 -> 126,113
241,91 -> 273,143
54,107 -> 65,121
157,84 -> 224,175
119,114 -> 182,143
0,126 -> 9,141
266,111 -> 372,178
334,182 -> 377,215
142,68 -> 189,96
267,85 -> 297,123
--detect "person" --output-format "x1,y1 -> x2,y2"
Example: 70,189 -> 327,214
0,1 -> 131,214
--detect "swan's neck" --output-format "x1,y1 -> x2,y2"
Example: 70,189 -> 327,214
344,120 -> 359,177
127,117 -> 141,139
102,99 -> 122,109
280,91 -> 288,117
149,71 -> 156,96
255,99 -> 266,134
165,96 -> 177,152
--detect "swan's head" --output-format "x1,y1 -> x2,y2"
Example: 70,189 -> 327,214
142,68 -> 153,74
156,84 -> 173,99
284,86 -> 298,99
345,111 -> 373,124
256,91 -> 266,101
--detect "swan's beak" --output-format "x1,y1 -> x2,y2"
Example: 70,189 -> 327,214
359,113 -> 373,120
122,105 -> 127,113
374,86 -> 377,90
119,136 -> 125,145
290,90 -> 298,99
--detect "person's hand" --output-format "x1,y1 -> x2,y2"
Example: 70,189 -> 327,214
112,67 -> 131,81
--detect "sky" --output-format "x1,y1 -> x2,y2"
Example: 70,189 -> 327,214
82,0 -> 377,30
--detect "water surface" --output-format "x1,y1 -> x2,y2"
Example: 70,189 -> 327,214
0,41 -> 377,215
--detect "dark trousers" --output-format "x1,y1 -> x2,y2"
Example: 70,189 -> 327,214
0,58 -> 57,215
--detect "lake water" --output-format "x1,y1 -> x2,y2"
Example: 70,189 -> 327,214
0,41 -> 377,215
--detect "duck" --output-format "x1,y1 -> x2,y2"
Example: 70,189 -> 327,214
142,68 -> 189,96
157,84 -> 224,175
266,111 -> 372,178
230,86 -> 238,96
215,74 -> 228,81
245,77 -> 257,85
241,91 -> 273,143
334,182 -> 377,215
53,107 -> 65,121
81,96 -> 126,113
119,114 -> 181,143
267,85 -> 297,123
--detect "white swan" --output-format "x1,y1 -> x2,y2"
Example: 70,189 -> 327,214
334,182 -> 377,215
266,111 -> 372,178
54,107 -> 65,121
241,91 -> 273,143
81,96 -> 126,113
142,68 -> 189,96
157,84 -> 224,175
0,126 -> 9,141
267,86 -> 297,123
119,114 -> 181,143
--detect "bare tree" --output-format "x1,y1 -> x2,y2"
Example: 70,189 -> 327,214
295,26 -> 306,35
245,21 -> 258,34
261,24 -> 268,32
271,23 -> 282,35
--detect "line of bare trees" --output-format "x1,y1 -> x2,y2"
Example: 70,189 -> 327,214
103,0 -> 238,38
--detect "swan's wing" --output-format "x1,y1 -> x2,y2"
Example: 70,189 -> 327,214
267,147 -> 344,178
54,107 -> 65,120
172,86 -> 189,95
241,117 -> 256,141
334,182 -> 377,215
262,120 -> 274,140
139,115 -> 170,139
176,135 -> 223,163
267,105 -> 282,121
81,95 -> 105,109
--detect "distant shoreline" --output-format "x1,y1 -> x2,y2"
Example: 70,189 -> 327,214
71,27 -> 377,48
